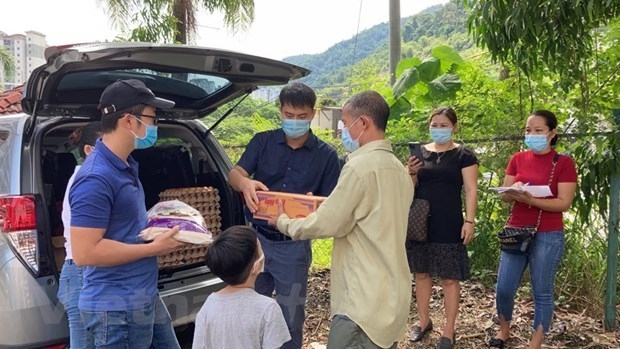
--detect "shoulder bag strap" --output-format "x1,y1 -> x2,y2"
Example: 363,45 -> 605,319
533,153 -> 561,229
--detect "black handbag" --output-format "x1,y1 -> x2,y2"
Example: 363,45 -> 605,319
498,225 -> 537,253
498,154 -> 560,254
407,198 -> 430,242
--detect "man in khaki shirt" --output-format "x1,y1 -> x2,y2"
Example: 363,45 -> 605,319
270,91 -> 414,348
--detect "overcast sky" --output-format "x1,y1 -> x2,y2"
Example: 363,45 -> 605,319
2,0 -> 449,60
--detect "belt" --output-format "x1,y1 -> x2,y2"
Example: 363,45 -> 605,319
254,225 -> 292,242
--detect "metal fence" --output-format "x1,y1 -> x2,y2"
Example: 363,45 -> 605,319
223,131 -> 617,272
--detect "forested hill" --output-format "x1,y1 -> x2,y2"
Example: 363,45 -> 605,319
282,1 -> 471,89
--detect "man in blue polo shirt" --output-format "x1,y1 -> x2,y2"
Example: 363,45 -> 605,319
228,82 -> 340,349
70,79 -> 185,349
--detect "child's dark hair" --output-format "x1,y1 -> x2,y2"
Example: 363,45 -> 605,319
205,225 -> 259,286
68,121 -> 102,159
531,110 -> 559,146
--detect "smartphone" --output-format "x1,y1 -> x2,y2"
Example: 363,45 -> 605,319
408,142 -> 425,166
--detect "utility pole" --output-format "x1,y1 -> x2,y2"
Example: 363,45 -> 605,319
389,0 -> 401,86
604,108 -> 620,330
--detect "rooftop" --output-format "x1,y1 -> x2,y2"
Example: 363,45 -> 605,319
0,84 -> 24,115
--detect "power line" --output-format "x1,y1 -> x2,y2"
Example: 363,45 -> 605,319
352,0 -> 363,63
195,24 -> 220,31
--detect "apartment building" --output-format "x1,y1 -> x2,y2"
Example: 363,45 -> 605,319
0,30 -> 47,91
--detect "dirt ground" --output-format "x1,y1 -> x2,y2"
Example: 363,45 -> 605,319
302,269 -> 620,349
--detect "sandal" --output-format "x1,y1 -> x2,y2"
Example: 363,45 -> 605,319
437,333 -> 456,349
409,319 -> 433,342
488,338 -> 505,349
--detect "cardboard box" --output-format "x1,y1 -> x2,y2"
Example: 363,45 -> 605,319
253,191 -> 327,221
51,236 -> 66,269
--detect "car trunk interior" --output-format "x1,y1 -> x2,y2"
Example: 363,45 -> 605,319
40,120 -> 232,274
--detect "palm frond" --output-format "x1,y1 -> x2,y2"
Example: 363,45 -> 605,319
96,0 -> 138,34
0,47 -> 15,79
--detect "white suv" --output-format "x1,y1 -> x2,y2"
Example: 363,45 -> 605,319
0,42 -> 308,348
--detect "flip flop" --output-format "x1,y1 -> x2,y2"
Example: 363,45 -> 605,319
437,334 -> 455,349
409,319 -> 433,342
488,338 -> 505,349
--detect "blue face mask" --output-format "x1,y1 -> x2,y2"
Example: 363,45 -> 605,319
430,128 -> 453,144
282,119 -> 311,139
132,117 -> 158,149
524,134 -> 549,152
341,128 -> 359,152
341,117 -> 363,152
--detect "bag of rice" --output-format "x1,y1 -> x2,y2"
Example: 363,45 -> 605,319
139,200 -> 212,245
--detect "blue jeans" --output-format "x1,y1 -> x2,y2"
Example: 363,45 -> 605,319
255,233 -> 312,349
58,260 -> 92,349
81,295 -> 180,349
496,231 -> 565,332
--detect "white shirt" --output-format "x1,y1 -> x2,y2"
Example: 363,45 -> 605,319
62,165 -> 80,260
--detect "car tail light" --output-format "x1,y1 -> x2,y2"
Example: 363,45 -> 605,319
0,195 -> 39,273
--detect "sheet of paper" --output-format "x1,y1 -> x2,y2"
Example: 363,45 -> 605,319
488,185 -> 552,198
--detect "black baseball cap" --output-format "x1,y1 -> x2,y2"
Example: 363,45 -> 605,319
98,79 -> 175,115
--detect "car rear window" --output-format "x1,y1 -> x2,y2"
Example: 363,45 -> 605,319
53,70 -> 230,107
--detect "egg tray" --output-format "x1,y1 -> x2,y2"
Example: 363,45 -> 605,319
157,187 -> 222,268
158,187 -> 222,235
158,244 -> 208,269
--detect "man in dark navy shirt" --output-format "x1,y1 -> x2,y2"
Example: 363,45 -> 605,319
228,82 -> 340,349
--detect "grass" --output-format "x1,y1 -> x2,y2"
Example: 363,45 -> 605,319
311,238 -> 333,270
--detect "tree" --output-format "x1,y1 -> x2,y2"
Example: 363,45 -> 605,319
389,45 -> 465,120
460,0 -> 620,81
0,47 -> 15,88
97,0 -> 255,44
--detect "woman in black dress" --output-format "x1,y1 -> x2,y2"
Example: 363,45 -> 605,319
406,107 -> 479,349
